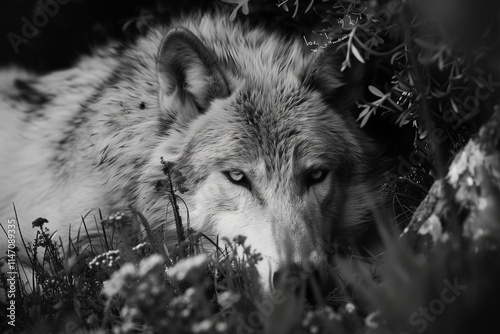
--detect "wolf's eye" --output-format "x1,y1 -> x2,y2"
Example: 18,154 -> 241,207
306,168 -> 329,187
228,170 -> 244,182
224,170 -> 251,189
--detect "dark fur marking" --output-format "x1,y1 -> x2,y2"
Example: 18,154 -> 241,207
14,79 -> 52,105
53,44 -> 133,161
13,79 -> 53,122
55,64 -> 128,156
157,115 -> 174,137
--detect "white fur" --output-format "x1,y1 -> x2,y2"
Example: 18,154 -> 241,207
0,11 -> 373,293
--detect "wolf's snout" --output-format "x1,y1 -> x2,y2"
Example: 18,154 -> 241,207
273,263 -> 305,291
272,263 -> 327,303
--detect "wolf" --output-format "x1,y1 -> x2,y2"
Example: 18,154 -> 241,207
0,10 -> 377,292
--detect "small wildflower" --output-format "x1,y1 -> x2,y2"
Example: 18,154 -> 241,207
466,176 -> 474,186
107,212 -> 124,221
89,250 -> 121,270
234,235 -> 247,245
473,228 -> 486,240
132,242 -> 147,251
132,242 -> 151,257
217,291 -> 241,309
45,276 -> 59,288
303,306 -> 340,329
322,306 -> 341,321
35,233 -> 47,247
167,253 -> 208,281
32,217 -> 48,228
184,287 -> 196,298
101,211 -> 132,230
345,302 -> 356,313
137,254 -> 164,277
160,158 -> 176,172
170,287 -> 198,309
103,263 -> 136,297
192,319 -> 212,333
478,197 -> 489,210
215,322 -> 228,332
440,232 -> 450,242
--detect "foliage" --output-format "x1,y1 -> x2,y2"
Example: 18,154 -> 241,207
220,0 -> 499,227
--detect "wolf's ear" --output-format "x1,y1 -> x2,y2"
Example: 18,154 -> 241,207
304,46 -> 365,109
157,28 -> 230,123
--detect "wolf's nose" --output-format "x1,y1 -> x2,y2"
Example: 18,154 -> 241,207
272,264 -> 326,304
272,263 -> 304,292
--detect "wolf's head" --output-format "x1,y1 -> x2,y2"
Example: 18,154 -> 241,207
149,18 -> 377,292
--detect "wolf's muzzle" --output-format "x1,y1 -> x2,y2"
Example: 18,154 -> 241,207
272,263 -> 331,305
